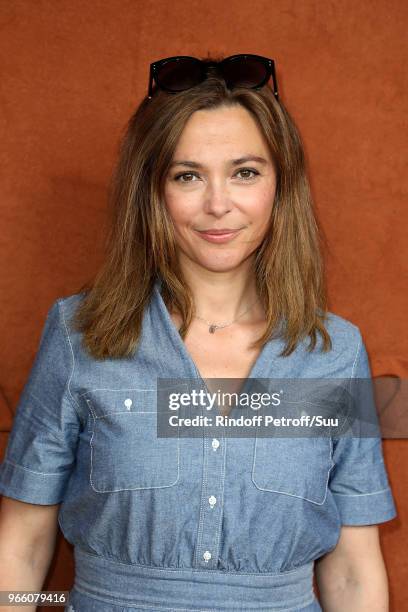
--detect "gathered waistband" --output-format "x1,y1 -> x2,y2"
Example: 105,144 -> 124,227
73,548 -> 317,611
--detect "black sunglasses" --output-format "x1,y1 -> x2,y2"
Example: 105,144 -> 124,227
147,54 -> 279,101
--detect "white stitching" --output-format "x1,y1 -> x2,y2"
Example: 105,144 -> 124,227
332,486 -> 391,497
94,411 -> 156,419
213,430 -> 227,564
345,331 -> 363,429
3,458 -> 72,476
79,384 -> 189,398
351,333 -> 363,379
193,427 -> 208,566
58,299 -> 83,420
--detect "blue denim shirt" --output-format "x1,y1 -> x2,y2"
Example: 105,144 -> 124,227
0,277 -> 397,612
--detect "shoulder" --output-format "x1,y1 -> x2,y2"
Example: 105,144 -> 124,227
37,292 -> 88,351
323,310 -> 362,349
52,291 -> 87,325
294,310 -> 365,377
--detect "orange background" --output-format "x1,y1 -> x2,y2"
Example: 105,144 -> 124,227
0,1 -> 406,610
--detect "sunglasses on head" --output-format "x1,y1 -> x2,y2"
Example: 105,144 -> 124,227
147,54 -> 279,101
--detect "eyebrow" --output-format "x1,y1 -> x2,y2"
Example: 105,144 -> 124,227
169,155 -> 269,169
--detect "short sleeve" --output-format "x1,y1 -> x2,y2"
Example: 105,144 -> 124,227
328,332 -> 398,525
0,300 -> 81,505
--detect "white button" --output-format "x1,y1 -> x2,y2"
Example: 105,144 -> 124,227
209,495 -> 217,507
124,398 -> 133,409
212,438 -> 220,450
203,550 -> 212,562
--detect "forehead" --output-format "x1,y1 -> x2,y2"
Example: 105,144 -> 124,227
173,105 -> 270,158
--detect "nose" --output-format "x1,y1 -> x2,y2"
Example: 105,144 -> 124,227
203,180 -> 233,217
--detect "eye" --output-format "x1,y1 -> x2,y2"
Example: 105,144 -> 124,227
235,168 -> 260,180
173,172 -> 199,183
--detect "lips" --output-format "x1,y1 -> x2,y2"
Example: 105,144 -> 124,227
194,228 -> 242,244
198,229 -> 241,235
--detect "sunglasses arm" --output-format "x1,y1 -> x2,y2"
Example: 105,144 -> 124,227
148,64 -> 154,99
270,61 -> 279,101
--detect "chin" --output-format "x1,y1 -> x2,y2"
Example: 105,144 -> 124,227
177,244 -> 253,272
193,257 -> 246,273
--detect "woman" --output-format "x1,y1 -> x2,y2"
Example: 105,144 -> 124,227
0,54 -> 397,611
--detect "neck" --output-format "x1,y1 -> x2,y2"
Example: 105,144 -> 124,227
176,258 -> 263,324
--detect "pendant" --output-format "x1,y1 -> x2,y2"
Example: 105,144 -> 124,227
209,325 -> 217,333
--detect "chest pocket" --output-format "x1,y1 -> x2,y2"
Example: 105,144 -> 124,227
252,424 -> 335,505
83,387 -> 181,493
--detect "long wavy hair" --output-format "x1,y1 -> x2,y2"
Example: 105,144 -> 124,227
71,55 -> 332,360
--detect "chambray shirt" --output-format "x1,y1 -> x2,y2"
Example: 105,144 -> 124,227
0,277 -> 397,612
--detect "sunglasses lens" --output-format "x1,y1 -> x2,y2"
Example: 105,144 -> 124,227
156,58 -> 203,92
222,57 -> 268,88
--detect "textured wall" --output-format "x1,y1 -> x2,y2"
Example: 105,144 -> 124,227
0,0 -> 406,609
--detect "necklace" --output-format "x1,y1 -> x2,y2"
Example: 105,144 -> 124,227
194,298 -> 260,333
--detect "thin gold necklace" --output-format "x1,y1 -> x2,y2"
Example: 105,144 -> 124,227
194,298 -> 260,334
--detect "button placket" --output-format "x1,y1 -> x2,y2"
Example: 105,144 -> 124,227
194,431 -> 226,569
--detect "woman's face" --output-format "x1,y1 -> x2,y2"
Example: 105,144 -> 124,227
163,104 -> 277,274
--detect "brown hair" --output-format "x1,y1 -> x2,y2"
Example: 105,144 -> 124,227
71,55 -> 332,360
